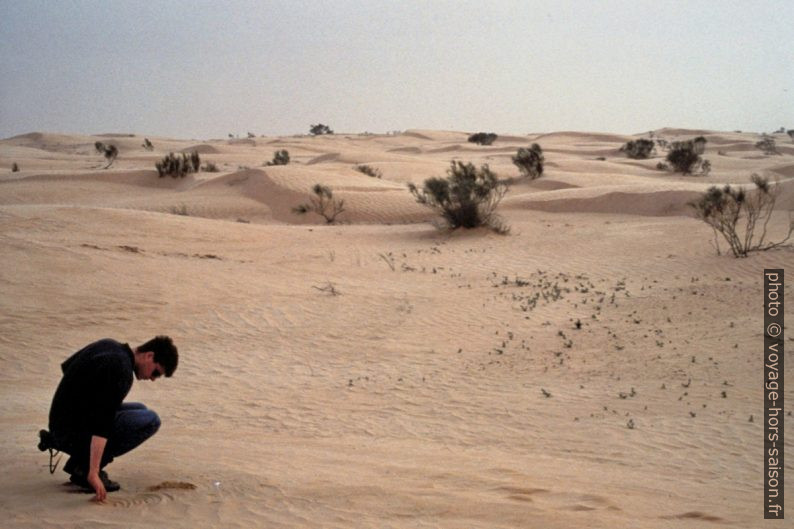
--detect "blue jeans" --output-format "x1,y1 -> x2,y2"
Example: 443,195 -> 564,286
54,402 -> 161,472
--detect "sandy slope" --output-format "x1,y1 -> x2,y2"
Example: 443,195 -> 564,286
0,128 -> 792,528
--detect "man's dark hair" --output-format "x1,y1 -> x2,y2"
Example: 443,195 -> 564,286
138,336 -> 178,377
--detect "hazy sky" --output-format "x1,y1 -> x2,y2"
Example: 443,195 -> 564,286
1,0 -> 792,139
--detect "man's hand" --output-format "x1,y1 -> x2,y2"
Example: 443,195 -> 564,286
87,470 -> 107,502
89,435 -> 108,502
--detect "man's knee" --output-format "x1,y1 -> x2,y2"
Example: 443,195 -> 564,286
147,410 -> 161,435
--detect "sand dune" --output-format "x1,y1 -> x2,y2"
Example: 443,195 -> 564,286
0,127 -> 792,528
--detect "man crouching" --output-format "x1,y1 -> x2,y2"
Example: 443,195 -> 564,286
43,336 -> 178,501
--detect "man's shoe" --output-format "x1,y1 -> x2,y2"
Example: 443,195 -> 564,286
68,468 -> 120,493
99,471 -> 121,492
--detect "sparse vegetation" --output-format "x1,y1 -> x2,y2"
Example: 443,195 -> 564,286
755,135 -> 780,155
512,144 -> 544,179
11,163 -> 19,172
788,130 -> 794,142
689,174 -> 793,257
170,204 -> 189,216
408,160 -> 509,233
310,124 -> 333,136
202,162 -> 219,172
142,138 -> 154,151
692,136 -> 707,155
665,139 -> 710,175
293,184 -> 345,223
265,150 -> 290,166
94,141 -> 118,169
355,164 -> 382,178
468,132 -> 497,146
620,139 -> 655,159
155,151 -> 201,178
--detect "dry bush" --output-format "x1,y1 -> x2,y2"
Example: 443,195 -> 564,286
408,161 -> 509,233
156,151 -> 200,178
265,150 -> 290,166
468,132 -> 497,146
94,141 -> 118,169
293,184 -> 345,223
512,144 -> 544,179
689,174 -> 793,257
355,164 -> 382,178
666,139 -> 709,175
620,139 -> 655,159
756,135 -> 780,155
310,124 -> 333,135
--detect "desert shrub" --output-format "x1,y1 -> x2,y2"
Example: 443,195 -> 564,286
692,136 -> 707,155
142,138 -> 154,151
689,174 -> 793,257
155,151 -> 201,178
189,151 -> 200,172
11,162 -> 19,172
788,130 -> 794,142
620,139 -> 655,159
656,162 -> 669,171
468,132 -> 497,146
202,162 -> 219,172
666,140 -> 709,175
94,141 -> 118,169
265,150 -> 290,166
170,204 -> 189,216
512,144 -> 544,179
355,164 -> 382,178
247,132 -> 255,139
293,184 -> 345,223
408,161 -> 509,232
310,123 -> 333,135
756,135 -> 780,155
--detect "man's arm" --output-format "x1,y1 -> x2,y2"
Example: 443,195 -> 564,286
87,435 -> 108,501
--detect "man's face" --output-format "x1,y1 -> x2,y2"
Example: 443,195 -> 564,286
136,351 -> 165,381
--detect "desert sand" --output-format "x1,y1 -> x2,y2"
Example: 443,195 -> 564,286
0,128 -> 792,528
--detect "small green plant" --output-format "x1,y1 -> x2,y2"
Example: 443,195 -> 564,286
94,141 -> 118,169
293,184 -> 345,223
156,151 -> 201,178
468,132 -> 497,146
355,164 -> 382,178
620,139 -> 655,159
755,135 -> 780,155
408,160 -> 509,232
512,144 -> 544,179
142,138 -> 154,151
11,162 -> 19,172
265,150 -> 290,166
310,124 -> 333,135
689,174 -> 793,257
665,139 -> 709,175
